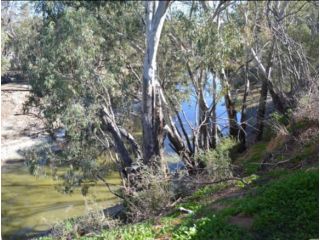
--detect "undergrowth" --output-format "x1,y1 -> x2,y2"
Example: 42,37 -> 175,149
172,170 -> 318,240
36,169 -> 318,240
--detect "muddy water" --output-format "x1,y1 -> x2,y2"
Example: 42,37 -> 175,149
1,163 -> 120,239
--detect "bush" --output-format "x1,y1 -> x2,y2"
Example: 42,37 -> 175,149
123,164 -> 176,222
198,138 -> 236,180
293,85 -> 319,123
173,216 -> 252,240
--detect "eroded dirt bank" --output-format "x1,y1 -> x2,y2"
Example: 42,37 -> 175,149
1,83 -> 49,165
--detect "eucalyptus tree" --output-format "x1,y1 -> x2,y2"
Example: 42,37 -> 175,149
242,1 -> 318,140
141,1 -> 170,167
159,1 -> 247,162
23,2 -> 147,191
1,1 -> 39,76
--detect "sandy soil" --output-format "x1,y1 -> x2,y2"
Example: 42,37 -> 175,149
1,83 -> 49,165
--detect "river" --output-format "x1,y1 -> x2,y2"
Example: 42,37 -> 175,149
2,164 -> 120,239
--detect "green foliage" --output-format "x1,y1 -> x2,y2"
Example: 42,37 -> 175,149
55,212 -> 119,239
172,170 -> 318,240
99,223 -> 155,240
288,117 -> 318,135
270,112 -> 290,127
234,170 -> 319,239
235,174 -> 258,188
1,2 -> 41,76
1,29 -> 10,75
192,183 -> 228,199
81,217 -> 175,240
123,165 -> 175,222
36,170 -> 319,240
173,215 -> 252,240
22,3 -> 146,193
198,138 -> 237,178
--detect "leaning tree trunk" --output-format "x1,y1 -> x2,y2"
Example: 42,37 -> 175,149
252,39 -> 280,141
100,104 -> 142,179
142,1 -> 169,167
255,80 -> 268,141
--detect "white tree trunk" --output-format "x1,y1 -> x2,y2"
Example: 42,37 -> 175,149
142,1 -> 170,166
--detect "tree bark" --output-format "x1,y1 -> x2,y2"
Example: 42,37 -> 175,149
253,40 -> 274,141
142,1 -> 169,166
101,107 -> 133,169
250,44 -> 288,114
210,73 -> 218,149
238,63 -> 250,152
255,80 -> 268,141
198,69 -> 210,150
221,68 -> 239,139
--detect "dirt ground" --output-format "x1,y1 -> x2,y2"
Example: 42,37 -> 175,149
1,83 -> 49,165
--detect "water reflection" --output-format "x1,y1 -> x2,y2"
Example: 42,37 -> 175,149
1,163 -> 120,239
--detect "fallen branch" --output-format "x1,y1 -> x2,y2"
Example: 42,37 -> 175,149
178,207 -> 194,214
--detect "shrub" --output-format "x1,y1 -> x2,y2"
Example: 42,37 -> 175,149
198,138 -> 236,180
293,85 -> 319,123
123,164 -> 176,222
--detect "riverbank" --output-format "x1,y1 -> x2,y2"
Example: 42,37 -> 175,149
1,83 -> 122,239
0,80 -> 269,239
1,82 -> 50,165
34,111 -> 319,239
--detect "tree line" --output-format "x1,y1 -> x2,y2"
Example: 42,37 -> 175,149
1,1 -> 318,187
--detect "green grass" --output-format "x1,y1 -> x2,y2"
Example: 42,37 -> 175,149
234,170 -> 319,240
167,170 -> 319,240
191,183 -> 228,200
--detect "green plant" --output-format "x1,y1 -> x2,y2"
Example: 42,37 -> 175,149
48,202 -> 120,239
234,170 -> 319,239
235,174 -> 258,188
173,213 -> 253,240
192,183 -> 228,199
198,138 -> 237,179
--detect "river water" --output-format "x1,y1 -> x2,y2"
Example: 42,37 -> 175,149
1,163 -> 120,239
